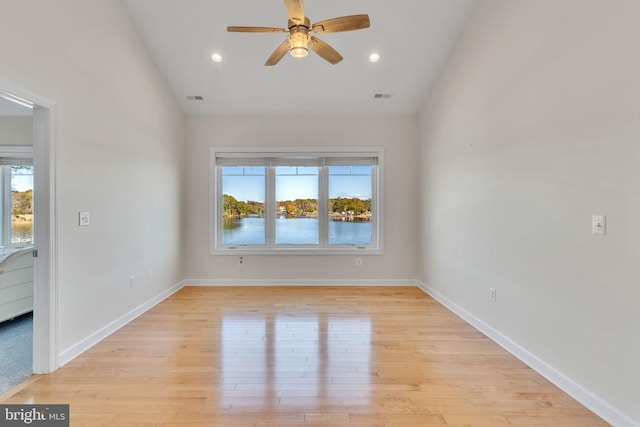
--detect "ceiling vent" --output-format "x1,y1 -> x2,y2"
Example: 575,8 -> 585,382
373,93 -> 392,99
186,96 -> 204,101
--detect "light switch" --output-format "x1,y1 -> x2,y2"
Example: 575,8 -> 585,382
79,212 -> 90,226
592,215 -> 605,235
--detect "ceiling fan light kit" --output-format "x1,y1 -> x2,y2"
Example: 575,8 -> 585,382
227,0 -> 370,66
289,28 -> 310,58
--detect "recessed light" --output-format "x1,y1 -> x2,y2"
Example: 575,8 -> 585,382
369,52 -> 380,63
211,53 -> 222,63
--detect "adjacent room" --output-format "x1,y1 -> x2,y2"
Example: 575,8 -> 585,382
0,100 -> 34,395
0,0 -> 638,426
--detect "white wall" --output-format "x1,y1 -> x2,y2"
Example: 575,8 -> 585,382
185,115 -> 419,283
0,1 -> 185,355
418,0 -> 640,425
0,117 -> 32,146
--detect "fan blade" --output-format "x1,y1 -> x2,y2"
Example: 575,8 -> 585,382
312,14 -> 370,33
309,36 -> 343,65
284,0 -> 305,25
227,26 -> 287,33
265,38 -> 291,66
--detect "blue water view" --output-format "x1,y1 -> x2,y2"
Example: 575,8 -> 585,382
222,216 -> 371,246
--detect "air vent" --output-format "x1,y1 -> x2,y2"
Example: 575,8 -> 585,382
186,95 -> 204,101
373,93 -> 392,99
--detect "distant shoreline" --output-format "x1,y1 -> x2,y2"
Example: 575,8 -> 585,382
12,214 -> 33,223
225,213 -> 371,221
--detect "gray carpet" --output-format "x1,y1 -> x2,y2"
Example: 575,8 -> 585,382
0,312 -> 33,394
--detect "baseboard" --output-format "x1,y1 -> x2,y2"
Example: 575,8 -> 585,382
416,281 -> 637,427
182,278 -> 419,287
58,282 -> 184,367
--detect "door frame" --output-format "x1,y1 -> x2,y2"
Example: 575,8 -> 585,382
1,78 -> 58,374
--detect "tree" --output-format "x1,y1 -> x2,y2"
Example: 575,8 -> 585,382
329,197 -> 370,214
223,194 -> 264,218
286,202 -> 297,215
12,190 -> 33,216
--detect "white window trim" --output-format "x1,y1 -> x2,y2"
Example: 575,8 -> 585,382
210,146 -> 384,255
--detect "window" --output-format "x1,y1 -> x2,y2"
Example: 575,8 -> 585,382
0,148 -> 34,247
211,148 -> 383,254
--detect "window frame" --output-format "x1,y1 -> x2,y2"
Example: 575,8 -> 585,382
210,147 -> 384,255
0,146 -> 34,247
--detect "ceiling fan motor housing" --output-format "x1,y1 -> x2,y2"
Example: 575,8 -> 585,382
288,17 -> 311,29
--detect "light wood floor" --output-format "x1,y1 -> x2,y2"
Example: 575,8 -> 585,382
2,286 -> 608,426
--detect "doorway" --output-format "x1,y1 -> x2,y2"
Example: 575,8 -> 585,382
0,97 -> 34,393
0,81 -> 58,379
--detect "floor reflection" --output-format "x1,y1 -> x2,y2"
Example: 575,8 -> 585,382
221,314 -> 371,408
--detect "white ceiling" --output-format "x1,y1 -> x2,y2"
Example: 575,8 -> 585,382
122,0 -> 477,116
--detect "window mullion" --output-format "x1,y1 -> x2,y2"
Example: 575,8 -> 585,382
0,167 -> 6,246
2,166 -> 11,246
265,165 -> 276,247
318,164 -> 328,247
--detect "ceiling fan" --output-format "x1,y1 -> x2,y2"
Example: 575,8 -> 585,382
227,0 -> 370,66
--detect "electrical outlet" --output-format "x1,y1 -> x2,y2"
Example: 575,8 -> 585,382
239,257 -> 244,266
355,257 -> 362,267
147,268 -> 153,280
489,287 -> 497,302
129,275 -> 136,288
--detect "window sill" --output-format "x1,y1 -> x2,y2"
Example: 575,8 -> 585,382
210,246 -> 383,256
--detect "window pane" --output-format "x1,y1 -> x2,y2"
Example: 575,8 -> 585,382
328,165 -> 372,245
11,166 -> 33,245
275,166 -> 318,245
221,166 -> 266,245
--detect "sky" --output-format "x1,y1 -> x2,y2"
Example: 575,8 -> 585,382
11,168 -> 33,192
12,176 -> 32,192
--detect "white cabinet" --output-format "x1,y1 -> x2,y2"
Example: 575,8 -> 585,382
0,248 -> 33,323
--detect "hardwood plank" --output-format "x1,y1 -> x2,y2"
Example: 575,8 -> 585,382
1,286 -> 609,426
